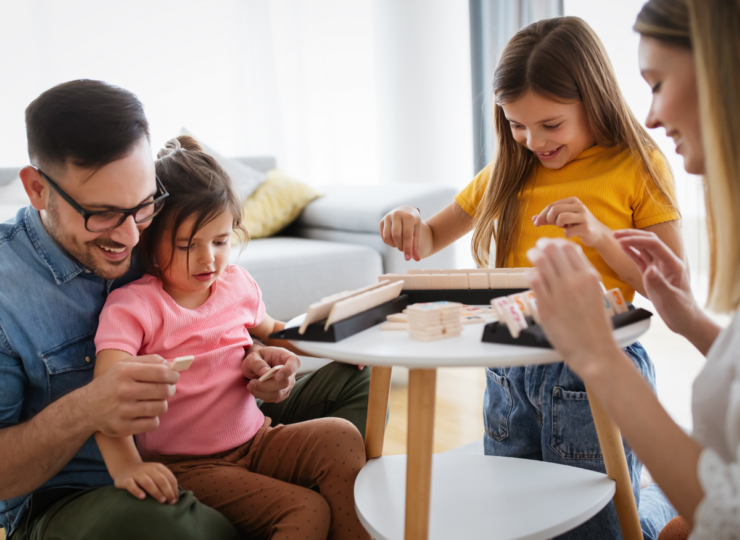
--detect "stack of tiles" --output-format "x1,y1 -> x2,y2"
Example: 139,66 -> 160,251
407,302 -> 463,341
378,268 -> 530,290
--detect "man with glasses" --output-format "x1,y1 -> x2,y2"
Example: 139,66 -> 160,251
0,80 -> 370,540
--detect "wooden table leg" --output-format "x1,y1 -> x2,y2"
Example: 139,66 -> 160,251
586,386 -> 644,540
365,366 -> 393,459
405,368 -> 437,540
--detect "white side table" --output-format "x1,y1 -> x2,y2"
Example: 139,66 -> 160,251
289,314 -> 649,540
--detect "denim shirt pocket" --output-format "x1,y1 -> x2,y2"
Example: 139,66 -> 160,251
483,367 -> 513,441
41,334 -> 96,403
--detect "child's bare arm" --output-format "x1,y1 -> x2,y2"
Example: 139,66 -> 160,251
249,315 -> 307,356
532,197 -> 683,297
94,349 -> 179,504
380,201 -> 475,261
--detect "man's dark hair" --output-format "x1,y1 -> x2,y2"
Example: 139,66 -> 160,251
25,79 -> 149,171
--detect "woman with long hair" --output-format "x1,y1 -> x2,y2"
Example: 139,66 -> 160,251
526,0 -> 740,537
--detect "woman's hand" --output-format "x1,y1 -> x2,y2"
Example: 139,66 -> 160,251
532,197 -> 611,248
242,344 -> 300,403
526,238 -> 623,380
380,206 -> 422,261
614,229 -> 721,354
113,461 -> 179,505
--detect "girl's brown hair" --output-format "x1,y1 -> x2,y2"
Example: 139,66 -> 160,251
138,135 -> 247,279
472,16 -> 679,268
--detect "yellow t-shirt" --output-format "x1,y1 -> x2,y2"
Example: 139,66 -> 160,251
455,144 -> 679,302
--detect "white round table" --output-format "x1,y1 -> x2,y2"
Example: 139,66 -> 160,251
287,313 -> 650,540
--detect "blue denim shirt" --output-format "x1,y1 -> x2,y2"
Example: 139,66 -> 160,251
0,206 -> 143,535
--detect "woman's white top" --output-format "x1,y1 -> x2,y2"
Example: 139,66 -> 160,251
690,311 -> 740,538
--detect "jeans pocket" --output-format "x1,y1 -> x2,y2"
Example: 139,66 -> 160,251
483,368 -> 513,442
550,386 -> 604,460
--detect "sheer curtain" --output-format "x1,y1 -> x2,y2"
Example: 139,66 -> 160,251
0,0 -> 380,187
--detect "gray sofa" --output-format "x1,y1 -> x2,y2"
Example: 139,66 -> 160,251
0,157 -> 457,322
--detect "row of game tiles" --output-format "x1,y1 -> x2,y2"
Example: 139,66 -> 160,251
378,271 -> 529,289
494,286 -> 629,338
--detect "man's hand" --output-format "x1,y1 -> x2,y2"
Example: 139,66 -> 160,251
242,344 -> 300,403
82,355 -> 179,437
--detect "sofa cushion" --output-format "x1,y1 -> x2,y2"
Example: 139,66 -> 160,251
296,184 -> 458,233
238,169 -> 321,240
231,237 -> 383,321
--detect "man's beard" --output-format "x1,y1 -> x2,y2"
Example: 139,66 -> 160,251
44,198 -> 132,280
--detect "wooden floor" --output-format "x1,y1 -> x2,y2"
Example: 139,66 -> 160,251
383,367 -> 487,455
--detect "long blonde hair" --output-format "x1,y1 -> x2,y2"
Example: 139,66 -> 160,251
472,16 -> 679,268
689,0 -> 740,312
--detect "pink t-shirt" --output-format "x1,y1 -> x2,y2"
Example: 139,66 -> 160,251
95,265 -> 266,456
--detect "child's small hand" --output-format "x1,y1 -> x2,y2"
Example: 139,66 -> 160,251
243,345 -> 300,403
113,462 -> 179,505
380,206 -> 422,261
532,197 -> 610,248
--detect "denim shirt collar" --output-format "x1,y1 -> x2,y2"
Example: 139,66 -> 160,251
23,207 -> 87,285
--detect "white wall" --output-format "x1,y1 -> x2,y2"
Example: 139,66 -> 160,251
0,1 -> 474,192
373,0 -> 474,187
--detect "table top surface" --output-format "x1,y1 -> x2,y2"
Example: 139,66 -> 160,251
287,312 -> 650,368
354,454 -> 615,540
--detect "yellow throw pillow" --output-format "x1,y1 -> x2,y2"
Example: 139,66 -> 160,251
234,169 -> 321,242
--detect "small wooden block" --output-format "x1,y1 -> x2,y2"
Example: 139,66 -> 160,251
489,273 -> 510,288
524,291 -> 541,323
170,355 -> 194,372
504,302 -> 528,338
449,273 -> 469,289
430,274 -> 451,290
386,313 -> 408,323
381,322 -> 409,331
300,280 -> 389,334
469,273 -> 489,289
602,294 -> 616,316
485,268 -> 511,273
508,273 -> 528,288
406,269 -> 425,274
606,288 -> 628,314
491,297 -> 511,319
378,274 -> 405,285
421,269 -> 445,274
324,280 -> 404,330
508,293 -> 531,316
258,365 -> 282,382
414,274 -> 432,290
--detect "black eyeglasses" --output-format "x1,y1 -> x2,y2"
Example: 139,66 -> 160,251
36,168 -> 169,233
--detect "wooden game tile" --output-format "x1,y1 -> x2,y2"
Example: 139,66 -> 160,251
504,302 -> 528,338
508,273 -> 528,288
324,280 -> 404,330
258,365 -> 282,382
524,291 -> 541,324
489,273 -> 510,288
386,313 -> 408,323
606,288 -> 628,314
602,294 -> 616,316
406,269 -> 426,274
300,280 -> 391,334
461,315 -> 486,325
421,269 -> 445,274
381,322 -> 409,331
449,273 -> 469,289
507,293 -> 531,317
430,274 -> 451,290
170,355 -> 194,372
468,273 -> 489,289
378,273 -> 406,286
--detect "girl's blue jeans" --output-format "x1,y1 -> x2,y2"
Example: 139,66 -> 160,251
483,342 -> 677,539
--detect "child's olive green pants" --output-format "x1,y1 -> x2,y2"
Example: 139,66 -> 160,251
11,362 -> 370,540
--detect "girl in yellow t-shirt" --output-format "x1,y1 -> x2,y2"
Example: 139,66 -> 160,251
379,16 -> 681,539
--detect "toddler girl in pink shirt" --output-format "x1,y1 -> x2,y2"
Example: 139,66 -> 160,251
93,135 -> 369,540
